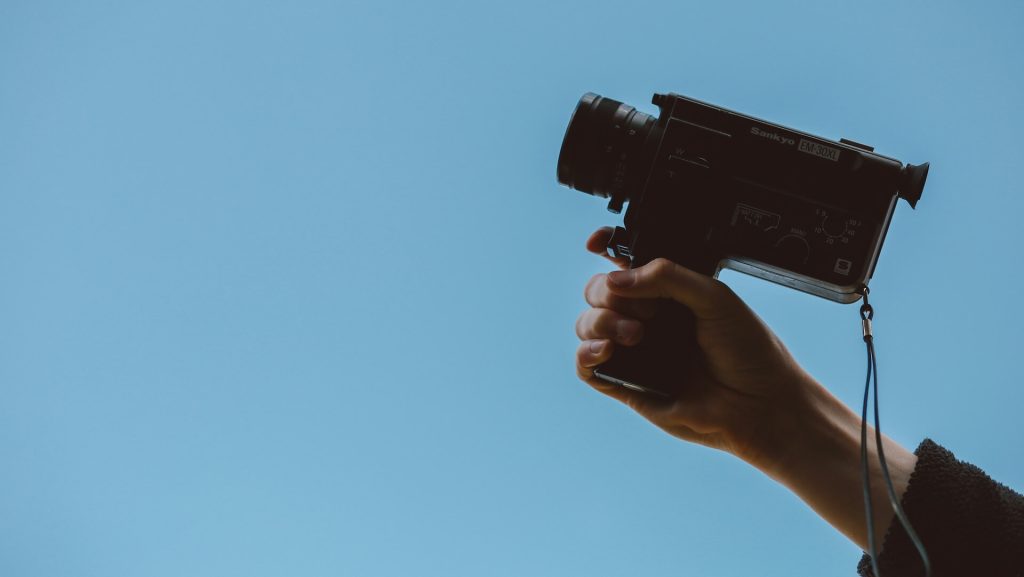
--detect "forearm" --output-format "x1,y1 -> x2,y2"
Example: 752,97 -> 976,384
741,376 -> 916,552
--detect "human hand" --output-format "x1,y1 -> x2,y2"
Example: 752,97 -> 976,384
575,227 -> 920,550
574,227 -> 819,467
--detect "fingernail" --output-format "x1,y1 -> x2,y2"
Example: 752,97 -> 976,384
616,320 -> 642,344
607,270 -> 635,287
589,340 -> 608,355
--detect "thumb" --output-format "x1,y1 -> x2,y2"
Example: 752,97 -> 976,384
605,258 -> 731,320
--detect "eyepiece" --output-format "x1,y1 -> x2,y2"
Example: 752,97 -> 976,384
557,93 -> 656,209
898,162 -> 929,209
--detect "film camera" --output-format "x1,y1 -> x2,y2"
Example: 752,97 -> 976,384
557,92 -> 929,397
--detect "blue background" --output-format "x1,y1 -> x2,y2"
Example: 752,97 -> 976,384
2,1 -> 1022,575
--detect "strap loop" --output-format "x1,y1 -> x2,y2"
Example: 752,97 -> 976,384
858,286 -> 873,341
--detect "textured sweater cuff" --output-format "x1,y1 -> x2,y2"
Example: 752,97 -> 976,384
856,438 -> 1024,577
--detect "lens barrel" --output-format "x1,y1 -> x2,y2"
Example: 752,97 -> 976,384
557,93 -> 656,208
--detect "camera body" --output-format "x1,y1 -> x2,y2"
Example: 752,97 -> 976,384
557,92 -> 929,395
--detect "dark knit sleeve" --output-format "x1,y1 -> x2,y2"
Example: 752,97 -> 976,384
856,438 -> 1024,577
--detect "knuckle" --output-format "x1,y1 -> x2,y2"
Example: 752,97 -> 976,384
574,310 -> 591,339
576,309 -> 616,340
584,273 -> 605,304
576,366 -> 587,381
581,306 -> 639,344
648,257 -> 676,279
575,362 -> 592,382
594,310 -> 620,338
576,309 -> 608,339
575,343 -> 599,378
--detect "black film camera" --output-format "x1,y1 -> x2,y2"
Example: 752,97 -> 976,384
557,92 -> 929,397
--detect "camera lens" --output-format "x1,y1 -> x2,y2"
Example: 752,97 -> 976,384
557,93 -> 657,206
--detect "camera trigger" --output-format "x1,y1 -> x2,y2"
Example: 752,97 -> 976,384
607,226 -> 634,261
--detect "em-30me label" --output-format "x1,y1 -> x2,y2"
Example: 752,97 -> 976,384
798,139 -> 841,162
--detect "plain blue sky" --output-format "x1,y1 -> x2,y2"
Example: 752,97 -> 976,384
2,1 -> 1022,575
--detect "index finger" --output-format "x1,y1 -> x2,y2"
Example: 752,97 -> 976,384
586,227 -> 632,270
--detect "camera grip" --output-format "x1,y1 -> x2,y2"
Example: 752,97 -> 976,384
593,298 -> 700,398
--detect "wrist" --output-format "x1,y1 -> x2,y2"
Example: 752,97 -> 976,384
731,372 -> 917,551
727,371 -> 844,476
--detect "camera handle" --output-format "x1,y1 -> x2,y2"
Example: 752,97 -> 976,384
593,297 -> 701,398
592,231 -> 716,398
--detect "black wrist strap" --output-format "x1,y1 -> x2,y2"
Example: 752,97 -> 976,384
859,287 -> 931,577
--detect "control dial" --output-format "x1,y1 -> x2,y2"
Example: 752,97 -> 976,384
814,208 -> 860,246
774,234 -> 811,268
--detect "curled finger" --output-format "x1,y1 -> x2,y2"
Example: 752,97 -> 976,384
584,273 -> 658,320
586,227 -> 632,270
575,307 -> 645,345
575,339 -> 644,405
